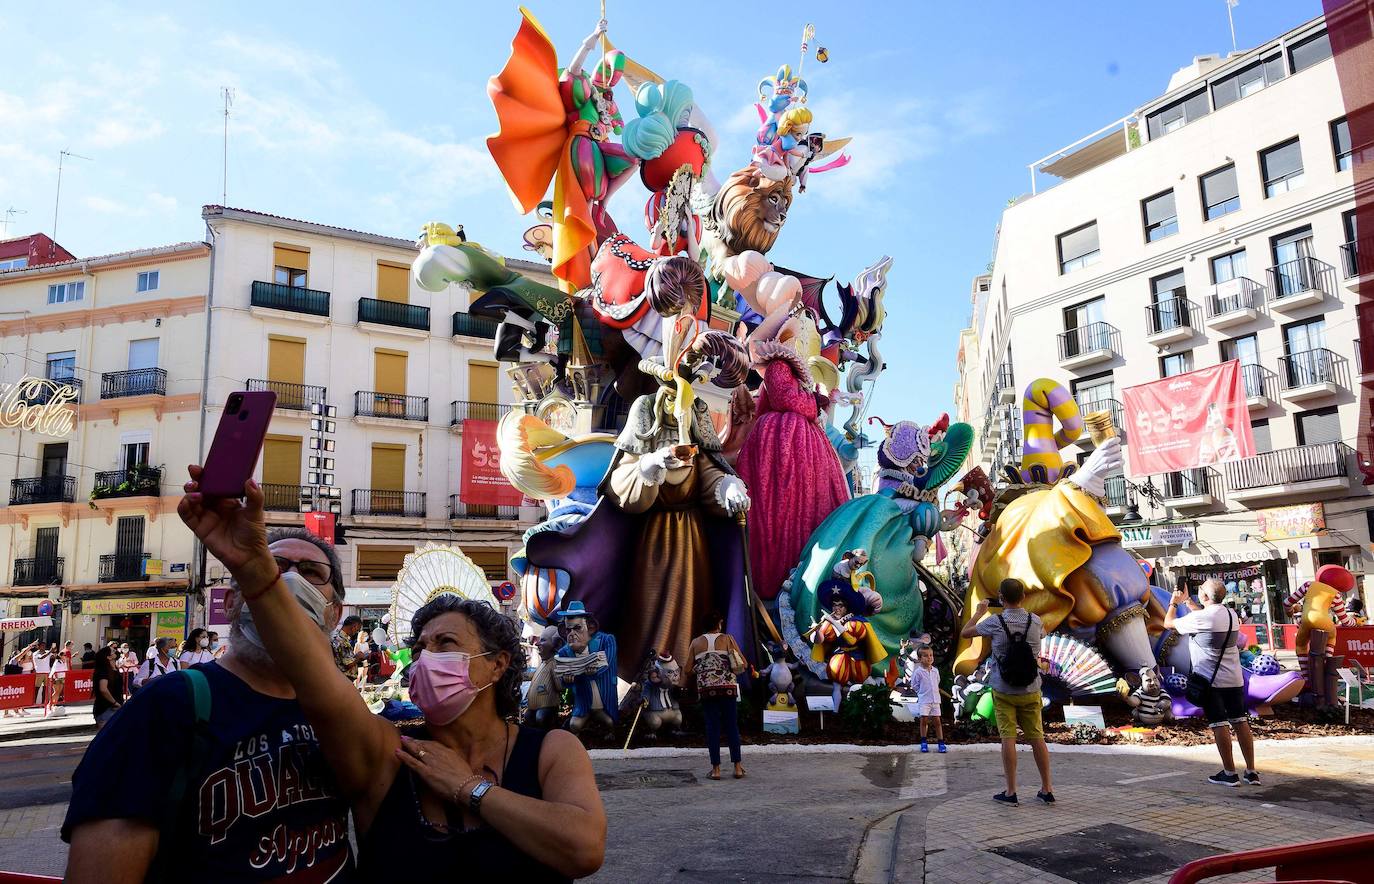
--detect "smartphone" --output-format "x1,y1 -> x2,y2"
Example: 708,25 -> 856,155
200,390 -> 276,498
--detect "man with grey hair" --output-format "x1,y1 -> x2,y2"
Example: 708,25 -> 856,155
1165,577 -> 1259,787
63,527 -> 357,881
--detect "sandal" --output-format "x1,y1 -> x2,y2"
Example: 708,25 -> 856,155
733,767 -> 746,779
708,769 -> 721,781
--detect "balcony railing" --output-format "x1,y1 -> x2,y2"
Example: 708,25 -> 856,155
358,297 -> 430,331
994,361 -> 1015,397
1225,442 -> 1353,492
13,557 -> 63,587
451,400 -> 513,427
1103,475 -> 1128,509
251,280 -> 331,317
1279,348 -> 1346,390
18,376 -> 82,405
98,553 -> 151,583
1239,363 -> 1278,400
1160,468 -> 1219,500
351,489 -> 426,518
101,367 -> 167,399
246,379 -> 327,413
449,495 -> 521,521
92,466 -> 162,499
9,476 -> 76,506
1057,322 -> 1120,361
354,391 -> 429,422
262,483 -> 309,513
1266,256 -> 1330,301
1340,238 -> 1373,279
1145,293 -> 1196,334
1076,398 -> 1125,440
452,312 -> 499,339
1207,277 -> 1265,317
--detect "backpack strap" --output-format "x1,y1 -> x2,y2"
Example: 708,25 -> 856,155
997,613 -> 1025,642
150,669 -> 213,882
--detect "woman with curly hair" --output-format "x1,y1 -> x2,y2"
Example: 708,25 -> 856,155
178,471 -> 605,881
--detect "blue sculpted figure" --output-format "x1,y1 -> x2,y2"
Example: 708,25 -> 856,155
554,601 -> 619,735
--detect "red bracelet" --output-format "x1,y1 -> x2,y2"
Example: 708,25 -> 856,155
238,565 -> 285,601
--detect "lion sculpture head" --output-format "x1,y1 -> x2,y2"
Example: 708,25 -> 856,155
708,167 -> 794,258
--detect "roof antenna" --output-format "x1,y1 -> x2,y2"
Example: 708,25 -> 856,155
221,87 -> 235,205
2,207 -> 27,238
1225,0 -> 1239,54
52,149 -> 92,242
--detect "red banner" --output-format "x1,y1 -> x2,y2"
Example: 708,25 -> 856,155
65,669 -> 94,702
1336,626 -> 1374,666
0,674 -> 35,710
460,419 -> 524,506
1122,360 -> 1254,478
303,511 -> 335,544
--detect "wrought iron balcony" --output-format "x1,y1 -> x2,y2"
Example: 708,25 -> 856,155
1239,363 -> 1278,401
1225,442 -> 1353,492
452,312 -> 499,339
1278,348 -> 1346,390
1340,238 -> 1373,279
354,391 -> 429,422
1103,475 -> 1128,509
13,557 -> 63,586
1075,398 -> 1125,441
262,483 -> 310,513
17,376 -> 82,405
251,280 -> 331,317
101,367 -> 167,399
246,379 -> 327,412
451,400 -> 513,427
1057,322 -> 1120,365
1145,293 -> 1197,337
99,553 -> 150,583
1266,256 -> 1331,303
1206,276 -> 1265,318
358,297 -> 430,331
351,489 -> 426,518
993,361 -> 1015,402
92,466 -> 162,499
449,495 -> 521,521
9,476 -> 76,506
1160,468 -> 1219,500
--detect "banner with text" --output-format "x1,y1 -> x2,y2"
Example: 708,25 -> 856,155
0,674 -> 35,710
65,669 -> 94,703
1123,360 -> 1254,478
459,419 -> 524,507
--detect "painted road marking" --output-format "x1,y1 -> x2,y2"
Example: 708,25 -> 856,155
1116,770 -> 1191,784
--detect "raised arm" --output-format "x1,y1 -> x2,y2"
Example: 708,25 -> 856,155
566,19 -> 608,76
178,470 -> 397,802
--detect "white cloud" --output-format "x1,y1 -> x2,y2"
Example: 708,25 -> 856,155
83,195 -> 126,214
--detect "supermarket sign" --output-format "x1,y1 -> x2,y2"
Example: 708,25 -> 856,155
81,596 -> 185,615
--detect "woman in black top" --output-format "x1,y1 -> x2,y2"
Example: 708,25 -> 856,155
90,647 -> 122,730
178,471 -> 606,880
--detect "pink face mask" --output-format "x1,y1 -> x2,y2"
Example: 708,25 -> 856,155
408,651 -> 493,726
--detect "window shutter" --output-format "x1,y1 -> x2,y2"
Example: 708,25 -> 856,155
1262,140 -> 1303,182
370,445 -> 406,492
374,350 -> 408,395
273,244 -> 310,272
377,263 -> 409,304
1059,223 -> 1099,264
1143,191 -> 1177,226
1251,420 -> 1272,453
1202,166 -> 1239,208
1297,409 -> 1341,445
262,436 -> 303,485
267,337 -> 306,386
462,548 -> 510,581
468,361 -> 499,404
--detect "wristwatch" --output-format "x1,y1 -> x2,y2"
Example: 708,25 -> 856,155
468,779 -> 493,815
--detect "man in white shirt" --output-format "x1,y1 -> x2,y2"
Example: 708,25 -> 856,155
1165,578 -> 1258,787
31,642 -> 51,705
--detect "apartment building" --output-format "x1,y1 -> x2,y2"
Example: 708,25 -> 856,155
200,207 -> 545,629
965,14 -> 1371,614
0,242 -> 210,653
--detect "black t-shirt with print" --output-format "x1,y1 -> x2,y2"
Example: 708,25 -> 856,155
62,662 -> 354,882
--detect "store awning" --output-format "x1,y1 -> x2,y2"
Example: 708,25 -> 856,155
1160,549 -> 1283,567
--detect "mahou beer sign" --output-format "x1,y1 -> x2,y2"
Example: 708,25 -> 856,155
0,376 -> 78,437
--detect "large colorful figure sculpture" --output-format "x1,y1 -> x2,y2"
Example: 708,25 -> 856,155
1287,565 -> 1356,709
736,311 -> 850,601
554,601 -> 619,734
641,653 -> 683,736
487,13 -> 637,290
523,267 -> 754,677
806,579 -> 887,706
525,625 -> 564,730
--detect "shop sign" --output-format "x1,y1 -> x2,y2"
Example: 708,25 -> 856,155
1184,563 -> 1266,585
1157,526 -> 1195,546
154,611 -> 185,643
168,562 -> 187,574
81,596 -> 186,615
0,616 -> 53,631
0,377 -> 79,437
145,559 -> 163,577
1256,503 -> 1326,541
1119,525 -> 1195,549
0,674 -> 35,710
1120,526 -> 1155,549
209,587 -> 232,624
65,669 -> 93,702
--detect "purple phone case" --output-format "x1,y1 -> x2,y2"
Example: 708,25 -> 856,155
201,390 -> 276,497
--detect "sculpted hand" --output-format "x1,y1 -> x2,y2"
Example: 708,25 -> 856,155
177,466 -> 276,593
396,736 -> 479,805
718,476 -> 750,515
638,450 -> 672,486
1066,436 -> 1123,498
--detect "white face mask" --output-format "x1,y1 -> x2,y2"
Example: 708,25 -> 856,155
198,637 -> 210,649
236,571 -> 331,652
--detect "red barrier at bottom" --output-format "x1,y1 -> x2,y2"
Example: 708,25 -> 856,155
0,675 -> 35,710
1168,832 -> 1374,884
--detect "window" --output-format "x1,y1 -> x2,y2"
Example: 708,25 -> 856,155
1283,317 -> 1326,355
1160,352 -> 1192,377
273,243 -> 309,288
1283,317 -> 1329,386
47,281 -> 84,304
122,441 -> 150,470
136,270 -> 159,293
45,351 -> 76,381
41,443 -> 68,478
1250,418 -> 1272,453
1332,118 -> 1353,171
1260,138 -> 1304,197
1141,190 -> 1178,242
1209,249 -> 1248,283
356,546 -> 413,582
463,548 -> 510,582
1150,269 -> 1188,331
1295,407 -> 1340,445
1220,334 -> 1258,365
1289,30 -> 1332,73
1145,89 -> 1209,139
1344,209 -> 1358,246
1211,55 -> 1285,109
1071,372 -> 1114,411
0,257 -> 27,271
1056,222 -> 1100,274
128,338 -> 159,370
1270,226 -> 1315,296
377,262 -> 409,304
1200,165 -> 1240,220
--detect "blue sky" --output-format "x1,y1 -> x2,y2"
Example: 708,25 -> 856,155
0,0 -> 1322,425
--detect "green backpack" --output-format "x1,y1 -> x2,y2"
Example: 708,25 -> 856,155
151,668 -> 212,881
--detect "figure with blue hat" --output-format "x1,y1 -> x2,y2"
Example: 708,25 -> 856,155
554,601 -> 620,735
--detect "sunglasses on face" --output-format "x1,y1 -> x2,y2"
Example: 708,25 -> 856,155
273,555 -> 334,588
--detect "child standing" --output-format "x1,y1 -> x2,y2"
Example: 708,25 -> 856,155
912,645 -> 946,753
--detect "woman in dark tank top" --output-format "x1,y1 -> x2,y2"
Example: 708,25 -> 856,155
179,475 -> 607,880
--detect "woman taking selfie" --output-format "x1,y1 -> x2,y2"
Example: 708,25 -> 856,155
178,470 -> 605,881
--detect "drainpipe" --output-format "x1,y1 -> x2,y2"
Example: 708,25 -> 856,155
192,224 -> 218,626
0,310 -> 31,626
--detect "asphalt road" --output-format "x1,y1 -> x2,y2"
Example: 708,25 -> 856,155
1,735 -> 1371,882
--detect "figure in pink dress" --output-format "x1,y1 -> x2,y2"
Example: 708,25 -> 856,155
736,338 -> 851,601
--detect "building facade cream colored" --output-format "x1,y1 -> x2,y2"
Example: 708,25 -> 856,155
964,14 -> 1370,615
0,243 -> 210,655
200,207 -> 544,630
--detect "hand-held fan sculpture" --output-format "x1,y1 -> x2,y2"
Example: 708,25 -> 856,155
389,544 -> 502,647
